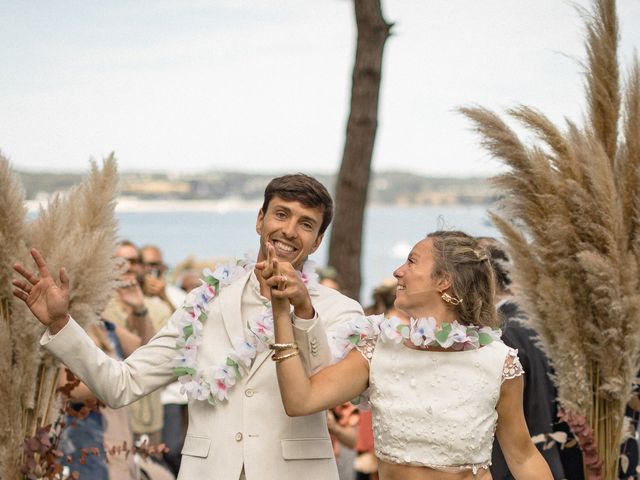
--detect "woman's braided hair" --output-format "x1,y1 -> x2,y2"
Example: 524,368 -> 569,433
427,230 -> 498,328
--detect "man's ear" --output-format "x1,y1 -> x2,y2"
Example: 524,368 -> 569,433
256,209 -> 264,235
309,233 -> 324,255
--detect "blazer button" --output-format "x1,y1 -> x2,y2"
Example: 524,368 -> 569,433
235,432 -> 243,442
245,389 -> 255,397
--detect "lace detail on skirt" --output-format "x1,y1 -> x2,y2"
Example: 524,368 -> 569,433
502,348 -> 524,382
355,336 -> 378,364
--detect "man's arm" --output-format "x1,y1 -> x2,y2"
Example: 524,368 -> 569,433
14,248 -> 178,408
41,314 -> 179,408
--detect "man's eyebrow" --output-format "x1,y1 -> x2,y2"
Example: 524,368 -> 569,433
273,205 -> 292,213
299,215 -> 318,224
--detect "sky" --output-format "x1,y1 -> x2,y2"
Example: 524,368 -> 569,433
1,0 -> 639,177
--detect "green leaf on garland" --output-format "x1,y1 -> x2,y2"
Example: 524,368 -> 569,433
349,334 -> 360,345
479,332 -> 493,345
199,312 -> 208,322
225,359 -> 241,379
398,325 -> 410,338
435,323 -> 452,344
173,367 -> 196,376
183,325 -> 194,339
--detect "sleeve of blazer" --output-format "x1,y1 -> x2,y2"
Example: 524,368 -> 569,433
293,288 -> 363,375
41,313 -> 181,408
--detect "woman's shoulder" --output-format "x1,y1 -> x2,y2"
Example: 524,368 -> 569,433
330,313 -> 384,360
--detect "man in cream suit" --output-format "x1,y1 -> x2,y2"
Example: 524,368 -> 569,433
13,174 -> 363,480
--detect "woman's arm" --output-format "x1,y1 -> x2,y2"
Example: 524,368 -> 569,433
495,375 -> 553,479
274,298 -> 369,416
267,252 -> 369,416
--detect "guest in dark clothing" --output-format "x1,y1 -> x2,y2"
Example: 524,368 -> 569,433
491,300 -> 565,479
478,238 -> 565,479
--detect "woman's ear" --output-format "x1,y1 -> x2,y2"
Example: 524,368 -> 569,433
437,273 -> 452,293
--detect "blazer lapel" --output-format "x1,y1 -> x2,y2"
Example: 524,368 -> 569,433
247,347 -> 271,381
218,269 -> 253,345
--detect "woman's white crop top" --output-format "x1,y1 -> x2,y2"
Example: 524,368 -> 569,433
356,336 -> 523,473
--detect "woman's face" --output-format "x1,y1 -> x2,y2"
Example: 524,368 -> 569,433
393,238 -> 445,316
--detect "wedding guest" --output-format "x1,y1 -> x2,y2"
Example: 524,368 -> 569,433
101,241 -> 168,448
477,238 -> 565,479
141,244 -> 185,312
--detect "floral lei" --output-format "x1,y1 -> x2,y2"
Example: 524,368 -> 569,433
331,314 -> 502,360
172,254 -> 319,405
330,315 -> 503,407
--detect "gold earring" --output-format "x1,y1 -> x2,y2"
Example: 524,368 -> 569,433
441,292 -> 463,306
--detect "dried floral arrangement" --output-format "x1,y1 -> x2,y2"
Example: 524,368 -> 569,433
0,153 -> 121,479
22,370 -> 167,480
462,0 -> 640,477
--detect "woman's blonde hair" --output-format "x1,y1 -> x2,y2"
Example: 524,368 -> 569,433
427,230 -> 498,328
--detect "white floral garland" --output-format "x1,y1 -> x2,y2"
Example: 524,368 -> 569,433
330,314 -> 503,407
331,314 -> 503,360
173,254 -> 319,404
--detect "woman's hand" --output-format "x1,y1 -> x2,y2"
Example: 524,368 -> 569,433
256,242 -> 314,319
259,242 -> 291,315
13,248 -> 70,334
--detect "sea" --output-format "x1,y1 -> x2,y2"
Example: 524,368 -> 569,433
30,199 -> 501,303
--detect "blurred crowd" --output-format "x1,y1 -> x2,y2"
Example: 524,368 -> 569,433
59,240 -> 217,480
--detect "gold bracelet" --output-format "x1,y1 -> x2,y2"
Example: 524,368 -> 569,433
271,350 -> 300,363
269,342 -> 298,352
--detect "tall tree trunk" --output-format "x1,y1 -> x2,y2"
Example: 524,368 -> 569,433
328,0 -> 391,301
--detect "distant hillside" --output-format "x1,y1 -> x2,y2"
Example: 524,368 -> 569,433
17,170 -> 497,205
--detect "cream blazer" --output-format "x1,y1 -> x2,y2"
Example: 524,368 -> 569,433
41,270 -> 363,480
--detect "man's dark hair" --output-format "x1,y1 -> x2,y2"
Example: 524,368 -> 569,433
261,174 -> 333,234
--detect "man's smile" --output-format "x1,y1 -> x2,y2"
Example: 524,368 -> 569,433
273,240 -> 297,255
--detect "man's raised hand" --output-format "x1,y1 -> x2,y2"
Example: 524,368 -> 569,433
259,242 -> 314,319
12,248 -> 70,334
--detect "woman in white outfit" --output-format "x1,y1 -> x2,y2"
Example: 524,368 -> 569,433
262,230 -> 553,480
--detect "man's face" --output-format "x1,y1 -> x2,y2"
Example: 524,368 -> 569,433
116,245 -> 143,277
141,247 -> 166,278
255,195 -> 324,269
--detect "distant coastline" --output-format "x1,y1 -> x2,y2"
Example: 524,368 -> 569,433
19,170 -> 498,207
26,196 -> 263,213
